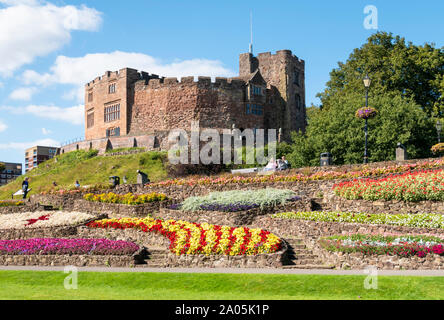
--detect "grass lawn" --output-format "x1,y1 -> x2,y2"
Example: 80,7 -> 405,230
0,271 -> 443,300
0,150 -> 168,200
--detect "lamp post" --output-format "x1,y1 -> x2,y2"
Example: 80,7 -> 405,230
436,120 -> 442,144
363,73 -> 372,164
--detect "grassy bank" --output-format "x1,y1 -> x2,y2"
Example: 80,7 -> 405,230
0,271 -> 442,300
0,150 -> 168,200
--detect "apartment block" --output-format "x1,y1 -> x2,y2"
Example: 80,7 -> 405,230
0,162 -> 22,186
25,146 -> 59,172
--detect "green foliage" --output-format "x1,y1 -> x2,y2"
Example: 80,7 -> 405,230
285,32 -> 443,167
287,92 -> 435,167
0,163 -> 4,172
181,188 -> 296,211
318,32 -> 444,117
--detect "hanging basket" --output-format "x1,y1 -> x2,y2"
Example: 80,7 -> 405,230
355,107 -> 378,120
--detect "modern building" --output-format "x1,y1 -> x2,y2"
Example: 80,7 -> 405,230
0,162 -> 22,186
60,49 -> 306,154
25,146 -> 59,172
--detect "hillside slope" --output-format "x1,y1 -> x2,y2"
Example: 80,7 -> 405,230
0,150 -> 168,200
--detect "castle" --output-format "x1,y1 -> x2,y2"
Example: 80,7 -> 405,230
61,50 -> 306,154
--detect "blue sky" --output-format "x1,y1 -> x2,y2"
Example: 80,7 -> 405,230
0,0 -> 443,167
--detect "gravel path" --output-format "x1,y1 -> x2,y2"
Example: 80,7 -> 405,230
1,266 -> 443,276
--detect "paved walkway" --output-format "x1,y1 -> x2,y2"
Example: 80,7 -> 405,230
1,266 -> 443,276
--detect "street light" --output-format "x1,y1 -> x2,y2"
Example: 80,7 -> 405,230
363,73 -> 372,164
436,120 -> 442,143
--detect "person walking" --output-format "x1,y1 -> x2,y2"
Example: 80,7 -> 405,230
22,177 -> 29,199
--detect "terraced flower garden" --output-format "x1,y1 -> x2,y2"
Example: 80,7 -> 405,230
1,158 -> 444,270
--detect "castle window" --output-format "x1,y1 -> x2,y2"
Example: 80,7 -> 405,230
106,127 -> 120,137
88,92 -> 93,102
294,69 -> 300,86
104,104 -> 120,123
109,83 -> 116,94
246,104 -> 263,116
87,109 -> 94,128
251,85 -> 263,96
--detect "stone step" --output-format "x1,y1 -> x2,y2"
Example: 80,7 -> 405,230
135,263 -> 166,268
287,244 -> 306,250
287,254 -> 318,260
146,253 -> 167,259
286,248 -> 312,254
282,264 -> 335,270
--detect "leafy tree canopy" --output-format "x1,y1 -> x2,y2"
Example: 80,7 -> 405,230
318,32 -> 444,117
286,32 -> 442,167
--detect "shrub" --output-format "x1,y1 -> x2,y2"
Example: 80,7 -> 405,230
180,188 -> 297,212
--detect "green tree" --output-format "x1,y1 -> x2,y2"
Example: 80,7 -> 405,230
0,163 -> 4,172
318,32 -> 444,117
286,32 -> 443,167
287,92 -> 435,167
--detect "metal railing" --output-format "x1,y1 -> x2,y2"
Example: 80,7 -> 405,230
60,137 -> 85,147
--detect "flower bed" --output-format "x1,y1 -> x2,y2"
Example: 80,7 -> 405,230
0,238 -> 139,256
0,201 -> 24,207
0,211 -> 97,230
179,188 -> 298,212
320,234 -> 444,258
271,211 -> 444,229
87,217 -> 282,256
147,158 -> 444,187
84,192 -> 167,205
333,169 -> 444,201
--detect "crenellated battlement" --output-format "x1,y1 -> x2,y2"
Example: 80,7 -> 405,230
85,68 -> 161,88
257,50 -> 304,64
133,75 -> 247,91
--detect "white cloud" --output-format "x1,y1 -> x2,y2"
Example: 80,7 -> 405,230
0,119 -> 7,132
42,127 -> 51,135
0,138 -> 60,150
0,1 -> 102,76
1,104 -> 83,125
23,51 -> 236,101
9,87 -> 37,100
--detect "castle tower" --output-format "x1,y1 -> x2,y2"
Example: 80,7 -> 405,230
239,50 -> 306,140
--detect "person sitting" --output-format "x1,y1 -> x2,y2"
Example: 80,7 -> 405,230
278,156 -> 290,170
263,158 -> 277,172
74,180 -> 80,188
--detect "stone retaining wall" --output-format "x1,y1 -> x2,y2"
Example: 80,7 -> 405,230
0,204 -> 41,215
72,199 -> 172,218
321,196 -> 444,214
155,200 -> 312,226
164,248 -> 287,268
77,226 -> 170,248
252,217 -> 444,270
0,254 -> 136,267
30,194 -> 84,210
142,181 -> 335,200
